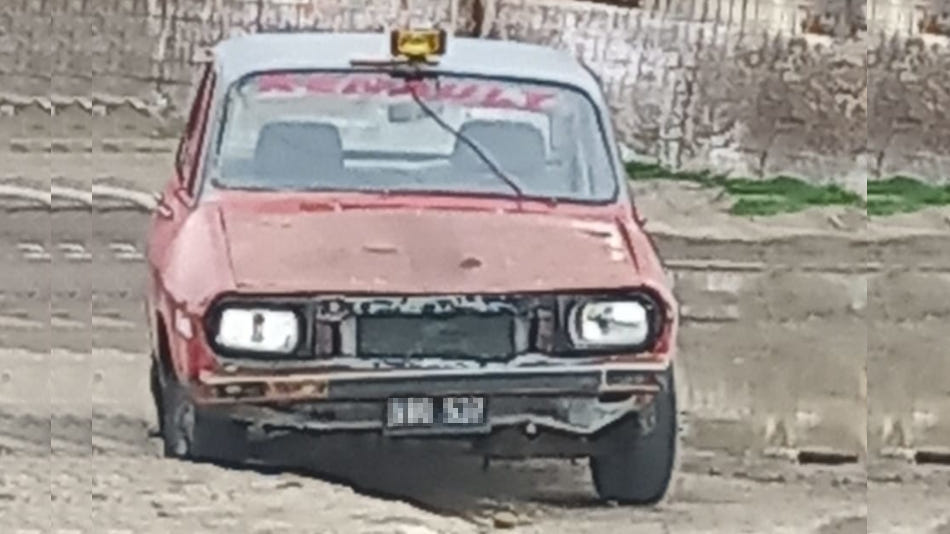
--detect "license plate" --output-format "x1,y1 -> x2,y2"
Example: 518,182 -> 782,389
387,397 -> 434,427
386,396 -> 486,427
442,396 -> 486,425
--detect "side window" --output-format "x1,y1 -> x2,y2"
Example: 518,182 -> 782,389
175,65 -> 216,197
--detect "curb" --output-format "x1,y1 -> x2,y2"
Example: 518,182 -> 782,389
0,185 -> 51,206
0,184 -> 157,211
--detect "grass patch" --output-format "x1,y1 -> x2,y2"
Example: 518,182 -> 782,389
625,161 -> 864,216
866,177 -> 950,216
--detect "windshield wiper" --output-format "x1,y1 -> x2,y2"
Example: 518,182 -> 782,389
401,73 -> 526,203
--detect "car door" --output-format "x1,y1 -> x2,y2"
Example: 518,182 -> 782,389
145,65 -> 216,346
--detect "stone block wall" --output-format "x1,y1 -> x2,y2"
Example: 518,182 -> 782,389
5,0 -> 948,184
0,0 -> 891,186
488,0 -> 867,186
869,1 -> 950,182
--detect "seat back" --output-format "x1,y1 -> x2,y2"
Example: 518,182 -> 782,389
450,120 -> 546,178
253,121 -> 344,186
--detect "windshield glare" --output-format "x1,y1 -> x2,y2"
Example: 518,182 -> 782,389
211,71 -> 618,202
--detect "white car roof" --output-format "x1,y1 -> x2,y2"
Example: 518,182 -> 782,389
212,32 -> 604,100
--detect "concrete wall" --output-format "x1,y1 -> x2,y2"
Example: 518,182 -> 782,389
657,231 -> 868,458
868,230 -> 950,457
664,224 -> 946,460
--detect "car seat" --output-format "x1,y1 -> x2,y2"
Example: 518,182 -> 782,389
450,120 -> 546,186
252,121 -> 345,188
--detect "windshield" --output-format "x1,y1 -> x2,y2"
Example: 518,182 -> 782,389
210,71 -> 618,202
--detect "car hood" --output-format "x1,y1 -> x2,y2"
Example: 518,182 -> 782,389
218,207 -> 643,294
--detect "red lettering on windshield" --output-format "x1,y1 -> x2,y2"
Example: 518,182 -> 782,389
342,76 -> 392,95
304,74 -> 342,94
256,74 -> 558,112
257,74 -> 297,92
480,87 -> 518,109
386,80 -> 414,97
524,92 -> 556,111
400,80 -> 435,99
436,83 -> 479,101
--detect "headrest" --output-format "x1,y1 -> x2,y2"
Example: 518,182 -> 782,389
253,121 -> 344,185
450,120 -> 546,176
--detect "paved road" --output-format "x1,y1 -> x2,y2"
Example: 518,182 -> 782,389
0,185 -> 944,533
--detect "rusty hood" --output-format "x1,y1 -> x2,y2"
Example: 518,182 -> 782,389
218,206 -> 642,294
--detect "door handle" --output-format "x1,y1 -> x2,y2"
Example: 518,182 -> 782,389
153,192 -> 173,219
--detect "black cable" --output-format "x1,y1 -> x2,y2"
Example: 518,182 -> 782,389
405,77 -> 526,200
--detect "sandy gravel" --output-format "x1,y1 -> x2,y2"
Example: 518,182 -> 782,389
2,346 -> 935,534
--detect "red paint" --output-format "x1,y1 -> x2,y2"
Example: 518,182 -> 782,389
525,92 -> 556,110
480,87 -> 517,109
254,73 -> 558,112
220,206 -> 636,294
437,82 -> 479,101
304,73 -> 344,94
147,68 -> 677,385
257,73 -> 298,93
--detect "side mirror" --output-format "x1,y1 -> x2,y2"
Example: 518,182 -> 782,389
173,185 -> 192,205
153,191 -> 173,219
174,138 -> 188,185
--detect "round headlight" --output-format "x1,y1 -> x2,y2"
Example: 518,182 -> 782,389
569,300 -> 653,348
215,308 -> 300,353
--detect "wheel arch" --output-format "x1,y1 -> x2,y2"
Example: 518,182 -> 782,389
153,311 -> 175,379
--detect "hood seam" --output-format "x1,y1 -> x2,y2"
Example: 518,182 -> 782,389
216,206 -> 241,289
614,216 -> 640,272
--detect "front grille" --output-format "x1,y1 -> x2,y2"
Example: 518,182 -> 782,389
357,314 -> 515,359
206,291 -> 664,362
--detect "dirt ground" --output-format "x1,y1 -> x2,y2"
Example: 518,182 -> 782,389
1,149 -> 947,532
1,345 -> 943,533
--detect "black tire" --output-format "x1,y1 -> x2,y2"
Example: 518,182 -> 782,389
152,357 -> 251,463
161,377 -> 197,459
149,357 -> 164,434
590,371 -> 677,505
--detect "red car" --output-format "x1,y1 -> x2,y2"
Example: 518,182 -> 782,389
145,30 -> 679,504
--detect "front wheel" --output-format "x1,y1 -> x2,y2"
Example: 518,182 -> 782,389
151,356 -> 199,459
159,370 -> 197,459
152,358 -> 250,463
590,371 -> 677,505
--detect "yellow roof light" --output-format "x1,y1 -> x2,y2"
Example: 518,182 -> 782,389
390,29 -> 446,62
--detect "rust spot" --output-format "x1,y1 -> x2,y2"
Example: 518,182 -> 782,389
299,201 -> 335,212
459,256 -> 483,270
579,228 -> 613,239
214,382 -> 266,399
299,381 -> 327,396
269,379 -> 329,399
363,243 -> 399,255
